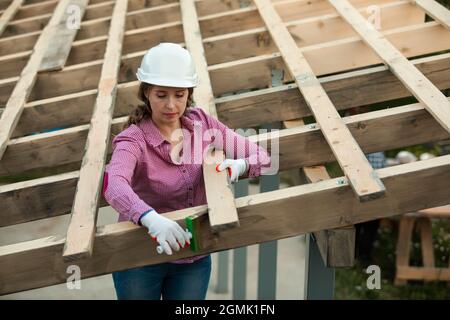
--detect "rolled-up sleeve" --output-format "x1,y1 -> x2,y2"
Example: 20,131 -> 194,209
103,134 -> 153,225
199,108 -> 272,178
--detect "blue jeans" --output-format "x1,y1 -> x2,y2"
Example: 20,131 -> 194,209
112,255 -> 212,300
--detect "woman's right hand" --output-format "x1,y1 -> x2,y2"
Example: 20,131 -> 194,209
140,209 -> 192,255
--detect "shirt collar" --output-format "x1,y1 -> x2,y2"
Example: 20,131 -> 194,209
138,111 -> 196,147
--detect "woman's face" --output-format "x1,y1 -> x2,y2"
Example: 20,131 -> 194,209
146,85 -> 189,125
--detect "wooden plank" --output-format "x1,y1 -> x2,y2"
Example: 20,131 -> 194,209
180,0 -> 216,116
0,171 -> 79,227
0,0 -> 23,36
1,0 -> 239,37
329,0 -> 450,134
254,0 -> 385,202
210,22 -> 450,95
284,119 -> 356,267
0,0 -> 399,59
0,1 -> 425,80
415,0 -> 450,29
39,0 -> 89,72
2,14 -> 51,38
62,0 -> 128,262
13,0 -> 56,20
0,16 -> 444,88
215,52 -> 450,129
0,0 -> 74,161
202,149 -> 240,232
180,0 -> 240,231
3,98 -> 450,227
313,226 -> 356,267
2,153 -> 450,294
2,0 -> 178,37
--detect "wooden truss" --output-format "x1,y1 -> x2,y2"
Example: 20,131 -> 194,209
0,0 -> 449,295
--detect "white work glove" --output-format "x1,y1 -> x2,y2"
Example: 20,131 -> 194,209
216,159 -> 248,183
140,209 -> 192,255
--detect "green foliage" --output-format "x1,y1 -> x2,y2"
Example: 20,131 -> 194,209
437,0 -> 450,9
335,219 -> 450,299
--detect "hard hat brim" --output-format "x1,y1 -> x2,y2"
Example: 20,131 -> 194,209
136,71 -> 197,88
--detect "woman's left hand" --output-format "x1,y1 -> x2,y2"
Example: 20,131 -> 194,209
216,159 -> 248,183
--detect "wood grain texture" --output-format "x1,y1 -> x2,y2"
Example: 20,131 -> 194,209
0,0 -> 24,36
62,0 -> 128,262
2,154 -> 450,294
284,119 -> 355,267
329,0 -> 450,133
254,0 -> 385,202
0,0 -> 72,160
39,0 -> 89,72
180,0 -> 239,231
414,0 -> 450,29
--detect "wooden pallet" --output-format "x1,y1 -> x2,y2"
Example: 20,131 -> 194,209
0,0 -> 449,295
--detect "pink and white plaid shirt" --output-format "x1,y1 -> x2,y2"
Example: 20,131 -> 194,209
103,107 -> 271,264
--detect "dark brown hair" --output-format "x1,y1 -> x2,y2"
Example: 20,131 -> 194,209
122,82 -> 195,131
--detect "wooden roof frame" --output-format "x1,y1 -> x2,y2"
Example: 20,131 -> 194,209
0,0 -> 449,295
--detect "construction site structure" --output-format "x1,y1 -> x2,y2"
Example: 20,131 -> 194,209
0,0 -> 450,297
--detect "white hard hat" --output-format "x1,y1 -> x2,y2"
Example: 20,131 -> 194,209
136,43 -> 198,88
419,152 -> 435,161
396,150 -> 417,164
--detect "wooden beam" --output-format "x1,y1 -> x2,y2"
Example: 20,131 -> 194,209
313,226 -> 356,267
215,52 -> 450,128
329,0 -> 450,134
2,96 -> 450,178
303,165 -> 355,267
0,3 -> 182,54
0,1 -> 424,80
2,14 -> 50,38
284,119 -> 355,267
0,0 -> 23,36
202,149 -> 240,232
2,154 -> 450,295
0,0 -> 76,161
180,0 -> 216,116
62,0 -> 128,262
254,0 -> 385,202
39,0 -> 89,72
13,0 -> 56,20
0,0 -> 245,38
1,0 -> 167,38
414,0 -> 450,29
180,0 -> 240,231
7,52 -> 449,139
3,98 -> 450,227
0,0 -> 401,59
208,21 -> 449,95
301,143 -> 355,268
0,171 -> 79,227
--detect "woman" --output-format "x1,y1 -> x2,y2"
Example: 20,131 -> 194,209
103,43 -> 271,300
